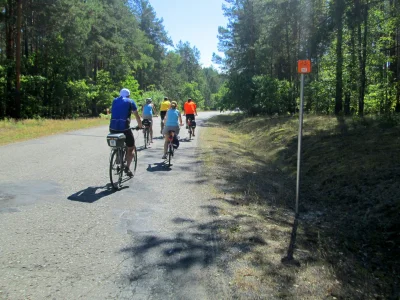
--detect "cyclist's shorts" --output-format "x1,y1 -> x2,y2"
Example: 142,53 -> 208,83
160,111 -> 167,120
185,114 -> 195,122
162,125 -> 180,136
143,115 -> 153,121
110,129 -> 135,148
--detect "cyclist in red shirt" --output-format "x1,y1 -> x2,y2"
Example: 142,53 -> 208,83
183,98 -> 198,136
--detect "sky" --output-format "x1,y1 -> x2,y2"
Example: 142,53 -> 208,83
149,0 -> 227,68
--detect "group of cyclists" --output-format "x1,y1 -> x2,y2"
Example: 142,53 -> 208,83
109,88 -> 198,174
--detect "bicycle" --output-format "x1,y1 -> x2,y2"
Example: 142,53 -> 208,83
142,119 -> 151,148
187,118 -> 196,140
165,130 -> 176,167
107,127 -> 142,190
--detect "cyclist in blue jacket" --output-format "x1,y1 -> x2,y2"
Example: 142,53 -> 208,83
109,88 -> 142,176
142,98 -> 157,143
162,101 -> 183,159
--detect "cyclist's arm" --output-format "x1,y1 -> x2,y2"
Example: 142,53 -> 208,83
133,111 -> 142,128
130,100 -> 142,128
178,113 -> 183,126
152,104 -> 157,115
195,104 -> 198,116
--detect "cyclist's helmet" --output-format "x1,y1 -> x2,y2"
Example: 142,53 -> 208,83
146,98 -> 152,104
171,101 -> 177,108
188,97 -> 192,102
164,97 -> 169,100
120,88 -> 130,97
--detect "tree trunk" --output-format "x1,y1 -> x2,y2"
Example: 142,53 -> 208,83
391,0 -> 400,113
5,0 -> 14,117
357,1 -> 368,116
335,0 -> 344,115
15,0 -> 22,119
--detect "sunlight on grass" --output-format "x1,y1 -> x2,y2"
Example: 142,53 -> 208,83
199,113 -> 399,299
0,118 -> 109,145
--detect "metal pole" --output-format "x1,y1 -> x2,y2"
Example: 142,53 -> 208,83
295,73 -> 305,216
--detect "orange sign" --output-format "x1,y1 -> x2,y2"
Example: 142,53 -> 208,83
298,60 -> 311,74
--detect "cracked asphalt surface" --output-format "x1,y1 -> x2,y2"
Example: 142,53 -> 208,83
0,112 -> 231,299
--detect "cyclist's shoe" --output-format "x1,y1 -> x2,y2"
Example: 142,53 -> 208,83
162,154 -> 167,159
124,166 -> 133,177
192,133 -> 195,137
186,125 -> 188,129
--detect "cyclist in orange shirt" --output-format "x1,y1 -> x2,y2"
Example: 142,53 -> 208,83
183,98 -> 198,136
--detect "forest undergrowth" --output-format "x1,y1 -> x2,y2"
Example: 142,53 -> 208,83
200,113 -> 399,299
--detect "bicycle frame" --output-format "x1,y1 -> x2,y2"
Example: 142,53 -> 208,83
108,126 -> 141,189
187,118 -> 194,140
142,119 -> 151,148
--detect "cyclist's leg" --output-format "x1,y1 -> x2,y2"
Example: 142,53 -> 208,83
163,135 -> 169,158
144,115 -> 153,142
162,126 -> 172,158
191,115 -> 196,136
125,130 -> 135,171
150,122 -> 153,142
160,111 -> 166,134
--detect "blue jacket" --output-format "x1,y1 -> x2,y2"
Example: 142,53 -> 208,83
109,96 -> 138,131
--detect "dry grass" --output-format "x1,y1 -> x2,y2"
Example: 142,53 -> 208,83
199,114 -> 399,299
0,118 -> 109,145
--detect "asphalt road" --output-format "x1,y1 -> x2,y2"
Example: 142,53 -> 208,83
0,112 -> 231,299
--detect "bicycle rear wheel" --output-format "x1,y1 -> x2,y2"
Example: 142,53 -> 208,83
110,149 -> 123,189
132,147 -> 138,173
144,129 -> 148,149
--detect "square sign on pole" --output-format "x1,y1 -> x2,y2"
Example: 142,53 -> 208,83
295,60 -> 311,216
298,60 -> 311,74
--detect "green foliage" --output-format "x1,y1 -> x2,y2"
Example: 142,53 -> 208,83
180,82 -> 205,109
140,90 -> 165,110
121,75 -> 141,100
216,0 -> 400,117
0,0 -> 223,119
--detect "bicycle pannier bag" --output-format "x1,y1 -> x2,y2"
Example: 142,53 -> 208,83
142,119 -> 152,127
107,133 -> 126,147
173,135 -> 180,149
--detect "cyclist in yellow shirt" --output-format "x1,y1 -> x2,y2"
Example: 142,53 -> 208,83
159,97 -> 171,134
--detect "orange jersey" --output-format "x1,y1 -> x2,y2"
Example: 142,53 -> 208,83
184,101 -> 197,114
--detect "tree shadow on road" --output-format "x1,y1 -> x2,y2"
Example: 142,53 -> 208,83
119,206 -> 287,298
146,162 -> 171,172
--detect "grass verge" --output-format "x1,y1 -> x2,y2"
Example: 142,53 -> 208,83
199,114 -> 399,299
0,118 -> 109,146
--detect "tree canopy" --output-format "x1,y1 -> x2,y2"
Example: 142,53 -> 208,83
0,0 -> 224,119
215,0 -> 400,116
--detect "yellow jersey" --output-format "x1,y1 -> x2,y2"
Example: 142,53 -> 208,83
160,100 -> 171,111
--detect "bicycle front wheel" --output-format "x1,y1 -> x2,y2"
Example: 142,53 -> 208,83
144,129 -> 147,149
110,149 -> 123,189
132,147 -> 138,173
